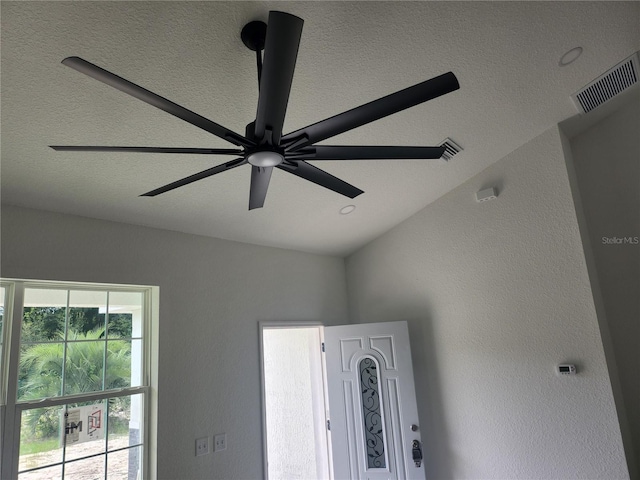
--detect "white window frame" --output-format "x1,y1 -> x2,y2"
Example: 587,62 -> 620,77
0,279 -> 159,480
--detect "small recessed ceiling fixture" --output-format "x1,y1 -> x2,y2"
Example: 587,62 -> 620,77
559,46 -> 583,67
340,205 -> 356,215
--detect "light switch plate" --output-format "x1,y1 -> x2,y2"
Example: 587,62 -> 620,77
214,433 -> 227,452
196,436 -> 210,456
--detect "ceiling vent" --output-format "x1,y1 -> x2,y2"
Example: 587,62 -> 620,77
439,137 -> 463,162
571,51 -> 639,114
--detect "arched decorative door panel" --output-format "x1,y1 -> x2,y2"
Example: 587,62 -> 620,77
324,321 -> 424,480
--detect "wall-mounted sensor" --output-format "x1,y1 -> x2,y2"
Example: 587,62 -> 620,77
476,187 -> 498,203
558,364 -> 577,375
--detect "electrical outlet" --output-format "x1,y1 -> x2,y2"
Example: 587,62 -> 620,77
196,437 -> 210,456
214,433 -> 227,452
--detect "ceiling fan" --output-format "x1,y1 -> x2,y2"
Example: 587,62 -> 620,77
51,11 -> 459,210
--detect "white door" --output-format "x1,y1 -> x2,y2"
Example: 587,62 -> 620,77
324,321 -> 425,480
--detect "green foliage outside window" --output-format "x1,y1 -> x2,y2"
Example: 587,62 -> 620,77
21,307 -> 133,342
19,329 -> 131,399
19,306 -> 135,449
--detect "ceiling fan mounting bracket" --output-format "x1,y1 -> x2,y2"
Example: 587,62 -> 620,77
282,133 -> 309,152
241,20 -> 267,52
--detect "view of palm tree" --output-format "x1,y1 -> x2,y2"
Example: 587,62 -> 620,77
20,329 -> 132,400
18,305 -> 142,479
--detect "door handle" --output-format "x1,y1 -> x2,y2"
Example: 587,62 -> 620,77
412,440 -> 423,467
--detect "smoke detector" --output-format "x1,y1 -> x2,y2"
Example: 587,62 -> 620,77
571,51 -> 639,114
476,187 -> 498,203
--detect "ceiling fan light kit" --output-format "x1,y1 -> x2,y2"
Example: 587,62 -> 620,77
52,11 -> 460,210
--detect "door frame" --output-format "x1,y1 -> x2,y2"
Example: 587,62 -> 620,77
258,321 -> 332,480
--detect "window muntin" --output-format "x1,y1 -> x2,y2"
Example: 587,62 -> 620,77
19,288 -> 143,402
18,463 -> 61,480
18,394 -> 144,478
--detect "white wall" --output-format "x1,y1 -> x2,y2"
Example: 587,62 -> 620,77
2,114 -> 634,480
0,206 -> 349,480
565,95 -> 640,477
345,127 -> 629,479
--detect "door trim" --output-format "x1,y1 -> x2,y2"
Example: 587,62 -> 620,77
258,321 -> 330,480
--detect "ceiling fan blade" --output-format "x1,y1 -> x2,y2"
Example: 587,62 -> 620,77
249,166 -> 274,210
289,145 -> 446,160
141,158 -> 246,196
254,12 -> 304,145
61,57 -> 254,148
281,72 -> 459,151
277,161 -> 363,198
50,146 -> 244,155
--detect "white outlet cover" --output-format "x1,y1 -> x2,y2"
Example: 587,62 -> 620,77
214,433 -> 227,452
196,436 -> 210,456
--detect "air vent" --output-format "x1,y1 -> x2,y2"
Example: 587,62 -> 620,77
439,137 -> 463,162
572,51 -> 639,113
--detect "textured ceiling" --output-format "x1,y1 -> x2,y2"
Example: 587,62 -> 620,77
2,1 -> 639,256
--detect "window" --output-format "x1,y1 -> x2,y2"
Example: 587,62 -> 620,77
358,357 -> 386,469
0,280 -> 156,480
1,285 -> 7,393
1,285 -> 8,469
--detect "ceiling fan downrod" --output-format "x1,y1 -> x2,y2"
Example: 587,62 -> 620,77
241,20 -> 267,86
